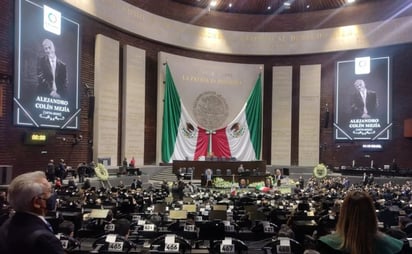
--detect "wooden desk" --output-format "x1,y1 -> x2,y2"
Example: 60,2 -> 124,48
173,160 -> 266,180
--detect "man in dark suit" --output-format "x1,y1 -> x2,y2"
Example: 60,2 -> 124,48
350,79 -> 378,119
131,176 -> 143,190
362,172 -> 369,186
37,39 -> 68,99
368,173 -> 375,185
46,159 -> 56,182
0,171 -> 64,254
274,168 -> 283,187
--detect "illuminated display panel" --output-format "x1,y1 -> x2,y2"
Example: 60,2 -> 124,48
182,204 -> 197,213
169,210 -> 188,220
334,57 -> 391,141
24,131 -> 48,145
14,0 -> 80,129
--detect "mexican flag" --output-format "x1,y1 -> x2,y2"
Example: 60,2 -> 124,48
161,64 -> 262,163
161,64 -> 206,163
221,75 -> 262,160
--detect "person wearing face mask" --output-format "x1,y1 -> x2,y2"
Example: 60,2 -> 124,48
0,171 -> 65,254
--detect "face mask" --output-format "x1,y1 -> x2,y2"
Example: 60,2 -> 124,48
45,193 -> 57,211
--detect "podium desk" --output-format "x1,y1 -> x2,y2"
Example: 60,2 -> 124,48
172,160 -> 266,180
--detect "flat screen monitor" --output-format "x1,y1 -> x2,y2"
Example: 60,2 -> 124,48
248,210 -> 267,221
89,209 -> 110,219
244,205 -> 258,213
169,210 -> 188,220
14,0 -> 81,130
212,204 -> 227,211
198,221 -> 225,240
153,203 -> 167,213
334,57 -> 392,141
208,210 -> 227,221
183,197 -> 193,203
182,204 -> 197,213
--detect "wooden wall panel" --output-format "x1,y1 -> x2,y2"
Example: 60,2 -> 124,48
404,119 -> 412,138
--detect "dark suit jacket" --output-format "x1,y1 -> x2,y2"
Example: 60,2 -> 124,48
350,90 -> 378,118
403,223 -> 412,237
37,56 -> 68,98
0,212 -> 65,254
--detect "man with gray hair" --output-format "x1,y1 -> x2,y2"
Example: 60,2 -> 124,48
350,79 -> 378,119
37,38 -> 68,99
0,171 -> 64,254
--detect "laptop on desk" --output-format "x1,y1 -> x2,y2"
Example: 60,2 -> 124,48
89,209 -> 110,219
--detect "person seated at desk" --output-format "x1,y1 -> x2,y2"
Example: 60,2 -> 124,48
237,164 -> 245,174
167,215 -> 192,232
82,178 -> 91,191
160,180 -> 170,194
92,218 -> 136,253
239,178 -> 248,189
318,190 -> 403,254
264,178 -> 273,188
399,216 -> 412,237
55,177 -> 62,189
57,220 -> 80,251
342,177 -> 350,190
67,176 -> 77,189
274,168 -> 283,187
278,223 -> 296,239
130,176 -> 142,190
184,181 -> 198,193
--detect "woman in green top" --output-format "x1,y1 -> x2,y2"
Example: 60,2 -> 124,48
318,190 -> 404,254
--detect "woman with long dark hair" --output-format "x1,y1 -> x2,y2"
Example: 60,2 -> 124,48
318,190 -> 403,254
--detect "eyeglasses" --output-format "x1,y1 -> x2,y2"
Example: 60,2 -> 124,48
35,188 -> 54,200
36,196 -> 48,201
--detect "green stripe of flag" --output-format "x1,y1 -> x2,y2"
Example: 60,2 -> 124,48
245,74 -> 262,159
161,64 -> 181,162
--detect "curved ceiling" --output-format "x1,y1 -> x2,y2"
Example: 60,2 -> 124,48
125,0 -> 411,32
171,0 -> 381,15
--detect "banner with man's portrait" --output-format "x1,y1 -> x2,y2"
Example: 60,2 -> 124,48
14,0 -> 80,129
334,57 -> 391,141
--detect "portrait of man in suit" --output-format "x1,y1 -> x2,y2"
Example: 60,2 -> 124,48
350,79 -> 378,119
37,38 -> 68,99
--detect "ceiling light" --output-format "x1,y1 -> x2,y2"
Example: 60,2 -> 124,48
347,0 -> 356,3
283,1 -> 291,9
267,6 -> 271,10
228,3 -> 232,8
210,0 -> 217,8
